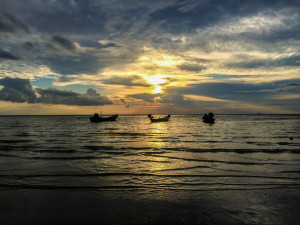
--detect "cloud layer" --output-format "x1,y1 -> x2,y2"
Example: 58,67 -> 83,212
0,77 -> 112,106
0,0 -> 299,113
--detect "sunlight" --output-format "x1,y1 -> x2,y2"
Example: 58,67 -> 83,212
153,86 -> 162,94
145,74 -> 167,85
153,54 -> 179,67
157,60 -> 176,66
144,74 -> 167,94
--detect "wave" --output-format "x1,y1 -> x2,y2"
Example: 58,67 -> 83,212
142,154 -> 292,166
83,145 -> 116,150
0,139 -> 33,143
155,165 -> 211,171
82,146 -> 300,154
279,171 -> 300,173
161,147 -> 300,154
1,173 -> 299,180
1,182 -> 299,191
15,133 -> 38,137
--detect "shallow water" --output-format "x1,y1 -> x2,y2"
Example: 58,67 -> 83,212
0,114 -> 299,224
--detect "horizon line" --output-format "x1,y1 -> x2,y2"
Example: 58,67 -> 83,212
0,113 -> 299,116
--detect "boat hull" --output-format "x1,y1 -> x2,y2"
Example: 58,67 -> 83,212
90,114 -> 118,122
150,117 -> 170,122
203,118 -> 215,124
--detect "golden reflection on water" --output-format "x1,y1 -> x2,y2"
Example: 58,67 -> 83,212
151,122 -> 166,147
146,122 -> 169,173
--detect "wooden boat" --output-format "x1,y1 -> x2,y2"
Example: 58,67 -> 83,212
90,113 -> 118,122
147,114 -> 170,122
202,112 -> 215,124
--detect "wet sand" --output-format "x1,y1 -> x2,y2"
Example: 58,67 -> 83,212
1,188 -> 299,225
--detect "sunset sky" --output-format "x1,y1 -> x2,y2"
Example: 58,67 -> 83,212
0,0 -> 299,115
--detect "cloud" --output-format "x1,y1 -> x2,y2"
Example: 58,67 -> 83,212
228,54 -> 300,69
175,79 -> 300,105
178,63 -> 205,72
159,92 -> 195,107
127,91 -> 194,107
0,77 -> 112,106
127,93 -> 162,103
120,98 -> 130,108
41,52 -> 101,75
205,74 -> 260,80
79,40 -> 117,48
36,88 -> 112,106
0,15 -> 15,33
86,88 -> 100,97
52,35 -> 77,51
0,49 -> 22,60
1,1 -> 299,114
102,75 -> 150,87
14,0 -> 107,34
22,41 -> 39,50
0,12 -> 30,33
0,77 -> 36,103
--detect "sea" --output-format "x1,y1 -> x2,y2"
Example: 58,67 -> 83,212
0,114 -> 299,225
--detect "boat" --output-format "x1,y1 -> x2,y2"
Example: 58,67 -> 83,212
90,113 -> 118,122
147,114 -> 170,122
202,112 -> 215,124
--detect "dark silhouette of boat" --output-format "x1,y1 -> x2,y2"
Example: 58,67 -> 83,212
90,113 -> 118,122
147,114 -> 170,122
202,112 -> 215,124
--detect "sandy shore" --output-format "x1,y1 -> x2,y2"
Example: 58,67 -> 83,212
1,188 -> 299,225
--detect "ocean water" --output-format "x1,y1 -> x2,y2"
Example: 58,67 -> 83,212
0,114 -> 300,225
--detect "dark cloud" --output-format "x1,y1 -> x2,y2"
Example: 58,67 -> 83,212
102,75 -> 150,87
0,49 -> 22,60
52,35 -> 77,51
79,40 -> 117,48
5,0 -> 107,34
176,79 -> 300,105
22,41 -> 34,50
1,1 -> 173,36
120,98 -> 130,108
0,77 -> 112,106
159,92 -> 195,107
22,41 -> 39,51
228,55 -> 300,69
178,63 -> 205,72
127,93 -> 162,103
41,53 -> 100,75
86,88 -> 100,97
0,77 -> 36,103
3,0 -> 300,40
150,0 -> 300,34
127,91 -> 194,107
99,43 -> 117,48
0,12 -> 30,33
36,88 -> 112,106
0,17 -> 15,32
205,74 -> 260,79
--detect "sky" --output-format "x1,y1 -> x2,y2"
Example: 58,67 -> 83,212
0,0 -> 299,115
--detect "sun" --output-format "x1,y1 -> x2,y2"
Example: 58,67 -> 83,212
145,74 -> 167,85
144,74 -> 167,94
153,86 -> 162,94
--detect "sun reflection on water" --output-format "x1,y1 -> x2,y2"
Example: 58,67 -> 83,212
145,122 -> 170,173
